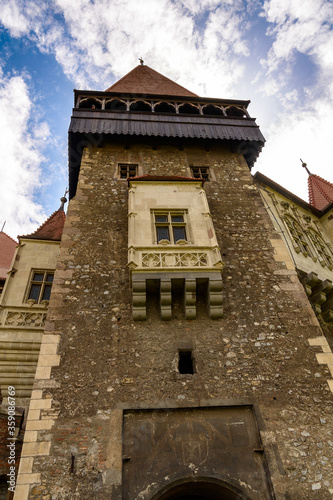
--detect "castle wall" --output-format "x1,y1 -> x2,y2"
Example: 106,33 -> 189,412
15,143 -> 333,499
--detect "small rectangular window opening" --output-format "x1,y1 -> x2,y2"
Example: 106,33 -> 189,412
178,350 -> 195,374
191,166 -> 209,180
119,163 -> 138,179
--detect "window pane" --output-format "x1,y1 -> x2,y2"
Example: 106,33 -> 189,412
171,215 -> 184,223
33,273 -> 44,282
46,274 -> 54,283
157,227 -> 170,242
29,284 -> 41,301
173,227 -> 186,242
128,167 -> 137,177
156,215 -> 168,223
42,285 -> 52,301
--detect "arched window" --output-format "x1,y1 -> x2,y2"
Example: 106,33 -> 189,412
308,229 -> 333,268
79,98 -> 102,109
202,104 -> 224,116
154,101 -> 176,113
178,103 -> 200,114
284,216 -> 311,256
105,99 -> 127,111
130,100 -> 151,112
225,106 -> 247,118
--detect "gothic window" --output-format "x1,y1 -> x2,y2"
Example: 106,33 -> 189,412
153,211 -> 188,244
191,166 -> 210,180
308,229 -> 333,268
26,271 -> 54,303
118,163 -> 138,179
284,216 -> 311,256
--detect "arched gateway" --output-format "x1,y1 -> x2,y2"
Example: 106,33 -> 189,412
150,478 -> 252,500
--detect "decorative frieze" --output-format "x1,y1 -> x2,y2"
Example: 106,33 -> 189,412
142,251 -> 208,268
4,311 -> 47,329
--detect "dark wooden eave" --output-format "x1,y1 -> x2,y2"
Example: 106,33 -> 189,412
68,91 -> 265,200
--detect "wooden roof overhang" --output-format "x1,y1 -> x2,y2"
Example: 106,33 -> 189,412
68,91 -> 265,199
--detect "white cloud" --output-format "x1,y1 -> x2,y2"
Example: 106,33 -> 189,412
261,0 -> 333,92
0,66 -> 49,238
0,0 -> 30,36
254,94 -> 333,202
0,0 -> 251,96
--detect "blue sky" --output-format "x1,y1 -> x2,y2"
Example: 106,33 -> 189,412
0,0 -> 332,238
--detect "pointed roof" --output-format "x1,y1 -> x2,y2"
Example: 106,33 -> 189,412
0,232 -> 17,279
20,209 -> 66,242
105,64 -> 198,97
308,174 -> 333,210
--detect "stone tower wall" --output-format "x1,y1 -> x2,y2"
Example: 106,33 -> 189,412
15,142 -> 333,499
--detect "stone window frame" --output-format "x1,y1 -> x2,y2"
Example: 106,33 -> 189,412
151,209 -> 191,245
190,166 -> 210,181
24,269 -> 55,305
189,165 -> 216,182
283,215 -> 312,257
307,228 -> 333,269
117,163 -> 138,180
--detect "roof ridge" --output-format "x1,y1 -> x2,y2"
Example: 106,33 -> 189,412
0,231 -> 18,244
105,64 -> 198,97
308,173 -> 333,209
19,209 -> 66,241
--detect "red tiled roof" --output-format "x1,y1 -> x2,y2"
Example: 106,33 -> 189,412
105,64 -> 198,97
0,232 -> 17,279
20,210 -> 66,241
308,174 -> 333,210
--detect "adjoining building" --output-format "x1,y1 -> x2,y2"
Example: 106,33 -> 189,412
0,205 -> 65,498
254,169 -> 333,347
2,64 -> 332,499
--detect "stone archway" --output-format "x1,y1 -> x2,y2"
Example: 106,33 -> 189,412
151,478 -> 252,500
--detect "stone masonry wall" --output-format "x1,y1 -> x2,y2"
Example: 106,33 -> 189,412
16,142 -> 333,499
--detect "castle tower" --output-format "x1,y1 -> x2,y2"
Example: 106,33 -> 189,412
15,65 -> 333,499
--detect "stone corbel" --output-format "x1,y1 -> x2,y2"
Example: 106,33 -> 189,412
132,279 -> 146,320
160,279 -> 172,320
184,279 -> 196,320
208,278 -> 223,319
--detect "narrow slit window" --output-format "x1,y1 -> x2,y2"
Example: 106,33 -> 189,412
178,350 -> 195,374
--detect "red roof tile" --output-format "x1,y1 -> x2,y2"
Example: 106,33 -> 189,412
308,174 -> 333,210
0,232 -> 17,279
105,65 -> 198,97
20,210 -> 66,241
